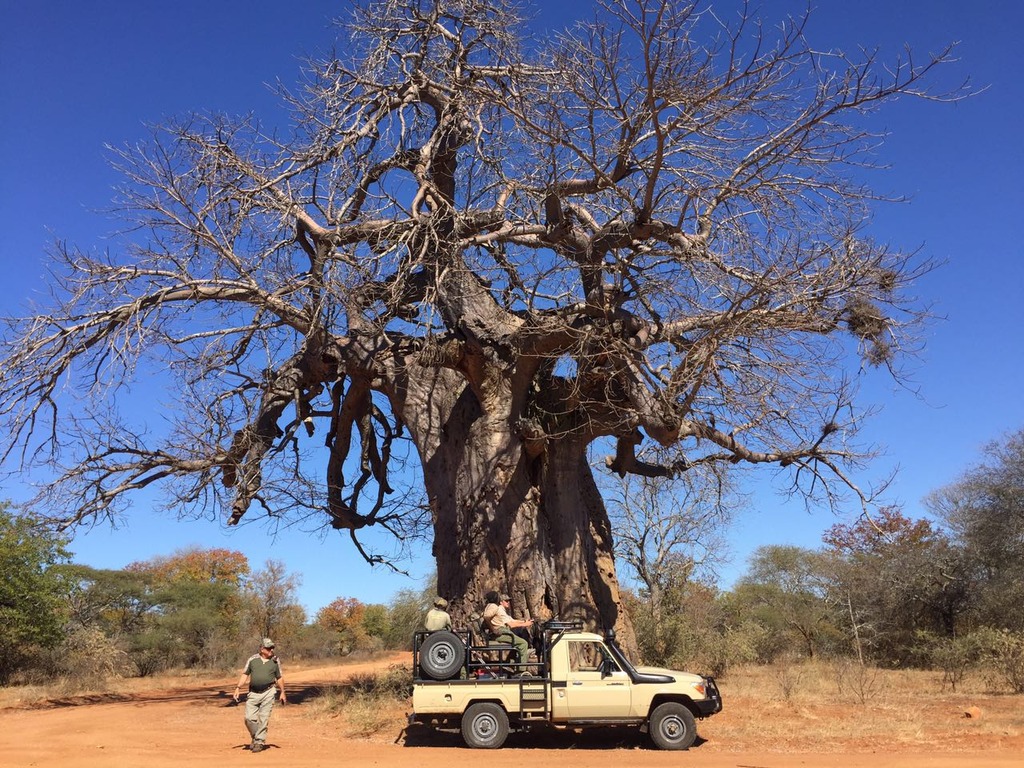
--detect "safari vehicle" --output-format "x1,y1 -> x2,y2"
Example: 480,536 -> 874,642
409,619 -> 722,749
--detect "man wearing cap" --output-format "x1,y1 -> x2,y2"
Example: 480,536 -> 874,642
423,597 -> 452,632
233,638 -> 286,753
482,590 -> 533,667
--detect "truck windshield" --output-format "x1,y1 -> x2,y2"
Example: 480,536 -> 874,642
567,641 -> 620,674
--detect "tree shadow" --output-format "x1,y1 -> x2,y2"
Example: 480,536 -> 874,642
21,682 -> 336,712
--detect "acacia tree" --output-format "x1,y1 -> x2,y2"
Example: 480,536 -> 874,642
126,547 -> 254,668
926,428 -> 1024,632
0,0 -> 963,638
733,544 -> 840,660
244,559 -> 305,643
823,507 -> 969,664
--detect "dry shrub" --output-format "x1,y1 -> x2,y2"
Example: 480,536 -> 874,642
343,695 -> 401,738
833,658 -> 882,705
974,629 -> 1024,693
774,655 -> 806,702
344,664 -> 412,699
306,664 -> 412,739
56,627 -> 133,691
700,659 -> 1024,754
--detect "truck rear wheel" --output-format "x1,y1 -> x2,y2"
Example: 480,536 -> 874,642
649,702 -> 697,750
461,702 -> 509,749
419,631 -> 465,681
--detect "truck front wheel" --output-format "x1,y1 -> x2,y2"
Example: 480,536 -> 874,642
461,702 -> 509,749
648,702 -> 697,750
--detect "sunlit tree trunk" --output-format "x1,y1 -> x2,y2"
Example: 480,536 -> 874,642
404,362 -> 635,648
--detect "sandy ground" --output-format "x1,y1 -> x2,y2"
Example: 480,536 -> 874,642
2,653 -> 1020,768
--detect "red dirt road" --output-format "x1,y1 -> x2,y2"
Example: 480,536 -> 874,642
2,654 -> 1019,768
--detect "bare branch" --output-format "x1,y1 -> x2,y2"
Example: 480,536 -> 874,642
0,0 -> 967,572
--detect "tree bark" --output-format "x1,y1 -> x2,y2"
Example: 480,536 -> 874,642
400,360 -> 635,650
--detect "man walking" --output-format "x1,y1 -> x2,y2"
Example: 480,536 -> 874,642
233,638 -> 286,753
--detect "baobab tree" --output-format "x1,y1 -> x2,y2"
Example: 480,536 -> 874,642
0,0 -> 964,639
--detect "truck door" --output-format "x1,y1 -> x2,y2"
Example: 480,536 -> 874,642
561,640 -> 631,719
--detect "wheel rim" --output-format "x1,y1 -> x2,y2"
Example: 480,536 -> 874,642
471,713 -> 498,741
428,643 -> 454,665
660,714 -> 687,743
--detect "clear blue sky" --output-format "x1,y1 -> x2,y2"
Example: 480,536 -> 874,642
2,1 -> 1022,614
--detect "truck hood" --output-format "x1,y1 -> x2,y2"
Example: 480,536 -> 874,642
635,666 -> 704,685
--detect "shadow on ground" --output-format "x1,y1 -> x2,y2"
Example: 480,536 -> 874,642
402,722 -> 708,751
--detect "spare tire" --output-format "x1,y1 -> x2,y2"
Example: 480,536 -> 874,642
419,631 -> 465,680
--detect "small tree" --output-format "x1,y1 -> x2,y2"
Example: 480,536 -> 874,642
731,545 -> 841,661
362,603 -> 391,645
126,546 -> 255,668
384,587 -> 432,650
926,428 -> 1024,632
824,507 -> 969,665
316,596 -> 372,654
608,464 -> 738,624
58,564 -> 155,678
0,504 -> 71,683
242,559 -> 305,645
624,577 -> 724,669
150,578 -> 241,668
60,564 -> 155,640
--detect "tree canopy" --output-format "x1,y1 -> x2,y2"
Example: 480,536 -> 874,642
0,504 -> 71,683
927,429 -> 1024,632
0,0 -> 966,632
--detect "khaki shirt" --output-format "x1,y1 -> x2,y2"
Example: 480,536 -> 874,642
482,602 -> 511,636
424,608 -> 452,632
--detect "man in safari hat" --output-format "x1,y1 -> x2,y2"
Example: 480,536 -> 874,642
482,591 -> 534,666
233,638 -> 286,752
424,596 -> 452,632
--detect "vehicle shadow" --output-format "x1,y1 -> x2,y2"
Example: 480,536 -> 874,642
401,722 -> 708,750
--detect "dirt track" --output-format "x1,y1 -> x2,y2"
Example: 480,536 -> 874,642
2,654 -> 1020,768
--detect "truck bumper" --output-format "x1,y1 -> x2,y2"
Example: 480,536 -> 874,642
695,676 -> 723,717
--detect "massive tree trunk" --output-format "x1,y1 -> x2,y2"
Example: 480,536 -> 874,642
400,359 -> 634,646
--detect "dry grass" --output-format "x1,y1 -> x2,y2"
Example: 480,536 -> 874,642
304,659 -> 1024,753
701,661 -> 1024,754
297,664 -> 412,740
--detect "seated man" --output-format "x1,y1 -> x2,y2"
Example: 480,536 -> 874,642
481,590 -> 533,667
423,596 -> 452,632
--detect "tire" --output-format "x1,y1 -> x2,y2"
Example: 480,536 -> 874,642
648,702 -> 697,750
461,702 -> 509,749
419,631 -> 465,681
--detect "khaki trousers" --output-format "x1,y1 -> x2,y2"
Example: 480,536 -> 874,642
244,686 -> 277,744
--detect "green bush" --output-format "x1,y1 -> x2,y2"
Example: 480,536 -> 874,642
920,631 -> 988,692
978,628 -> 1024,693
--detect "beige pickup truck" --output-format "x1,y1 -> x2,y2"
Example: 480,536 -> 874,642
409,619 -> 722,749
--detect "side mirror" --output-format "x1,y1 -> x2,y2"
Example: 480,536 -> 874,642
601,658 -> 616,678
